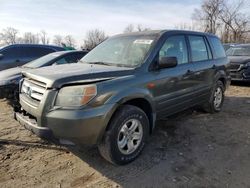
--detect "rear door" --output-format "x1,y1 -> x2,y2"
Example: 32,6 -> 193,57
187,35 -> 215,102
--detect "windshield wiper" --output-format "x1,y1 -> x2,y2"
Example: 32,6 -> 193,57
83,61 -> 133,68
88,62 -> 114,66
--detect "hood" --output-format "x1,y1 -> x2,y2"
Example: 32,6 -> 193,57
23,63 -> 134,88
228,56 -> 250,64
0,66 -> 27,80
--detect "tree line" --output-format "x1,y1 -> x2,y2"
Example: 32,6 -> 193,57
0,0 -> 249,49
193,0 -> 250,43
0,28 -> 93,50
0,24 -> 150,50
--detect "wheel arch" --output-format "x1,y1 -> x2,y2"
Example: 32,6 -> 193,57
104,96 -> 156,135
214,70 -> 229,90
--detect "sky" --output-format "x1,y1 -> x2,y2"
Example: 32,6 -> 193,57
0,0 -> 202,46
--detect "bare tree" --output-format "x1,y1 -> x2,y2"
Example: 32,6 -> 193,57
193,0 -> 249,43
220,0 -> 249,42
83,29 -> 108,50
53,35 -> 63,46
40,30 -> 49,44
22,32 -> 40,44
193,0 -> 224,34
123,24 -> 134,33
136,24 -> 151,32
0,27 -> 19,45
123,24 -> 151,33
174,21 -> 199,31
64,35 -> 76,47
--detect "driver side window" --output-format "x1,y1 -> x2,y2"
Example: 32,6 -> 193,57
159,35 -> 188,65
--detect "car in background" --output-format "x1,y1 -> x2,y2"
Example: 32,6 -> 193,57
227,44 -> 250,81
223,43 -> 239,51
0,50 -> 87,102
0,44 -> 65,71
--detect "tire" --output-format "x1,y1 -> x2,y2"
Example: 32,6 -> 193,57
202,80 -> 225,113
98,105 -> 149,165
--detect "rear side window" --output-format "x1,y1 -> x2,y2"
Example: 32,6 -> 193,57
1,47 -> 20,59
0,46 -> 56,63
28,47 -> 55,57
15,47 -> 34,58
209,37 -> 226,59
189,36 -> 209,62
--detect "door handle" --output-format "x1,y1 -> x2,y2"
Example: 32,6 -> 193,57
183,70 -> 193,79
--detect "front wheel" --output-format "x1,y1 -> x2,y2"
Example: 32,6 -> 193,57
202,80 -> 225,113
98,105 -> 149,165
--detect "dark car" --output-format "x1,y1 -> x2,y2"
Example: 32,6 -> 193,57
0,44 -> 65,71
227,44 -> 250,81
0,50 -> 87,100
15,30 -> 230,165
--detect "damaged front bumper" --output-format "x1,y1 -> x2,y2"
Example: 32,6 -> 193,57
229,66 -> 250,81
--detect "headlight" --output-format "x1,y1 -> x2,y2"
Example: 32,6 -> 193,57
55,84 -> 97,107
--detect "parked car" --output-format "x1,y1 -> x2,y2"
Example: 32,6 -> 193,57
15,30 -> 230,165
0,50 -> 87,101
223,43 -> 239,51
227,44 -> 250,81
0,44 -> 65,71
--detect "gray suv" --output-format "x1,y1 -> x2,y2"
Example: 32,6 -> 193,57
15,30 -> 230,165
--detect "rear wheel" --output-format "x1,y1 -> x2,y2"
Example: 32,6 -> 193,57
202,80 -> 225,113
98,105 -> 149,165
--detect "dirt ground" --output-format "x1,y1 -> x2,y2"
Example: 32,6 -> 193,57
0,83 -> 250,188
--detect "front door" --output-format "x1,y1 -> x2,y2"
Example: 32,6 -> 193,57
150,35 -> 197,119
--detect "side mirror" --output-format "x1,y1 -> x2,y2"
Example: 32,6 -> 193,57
0,54 -> 3,60
158,56 -> 177,69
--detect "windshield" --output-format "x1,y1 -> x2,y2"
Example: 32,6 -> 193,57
23,52 -> 63,68
81,35 -> 156,67
226,46 -> 250,56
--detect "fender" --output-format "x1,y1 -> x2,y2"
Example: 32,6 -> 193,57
104,87 -> 157,131
214,69 -> 231,89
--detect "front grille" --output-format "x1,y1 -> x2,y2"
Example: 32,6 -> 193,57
228,63 -> 241,71
21,79 -> 46,102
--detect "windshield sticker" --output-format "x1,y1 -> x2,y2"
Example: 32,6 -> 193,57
134,39 -> 153,45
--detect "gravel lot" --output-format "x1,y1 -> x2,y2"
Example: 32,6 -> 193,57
0,83 -> 250,188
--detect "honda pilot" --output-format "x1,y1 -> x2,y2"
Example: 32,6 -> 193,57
15,30 -> 230,165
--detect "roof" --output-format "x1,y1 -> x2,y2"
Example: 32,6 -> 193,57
51,50 -> 87,56
233,43 -> 250,47
113,29 -> 218,38
3,44 -> 65,51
